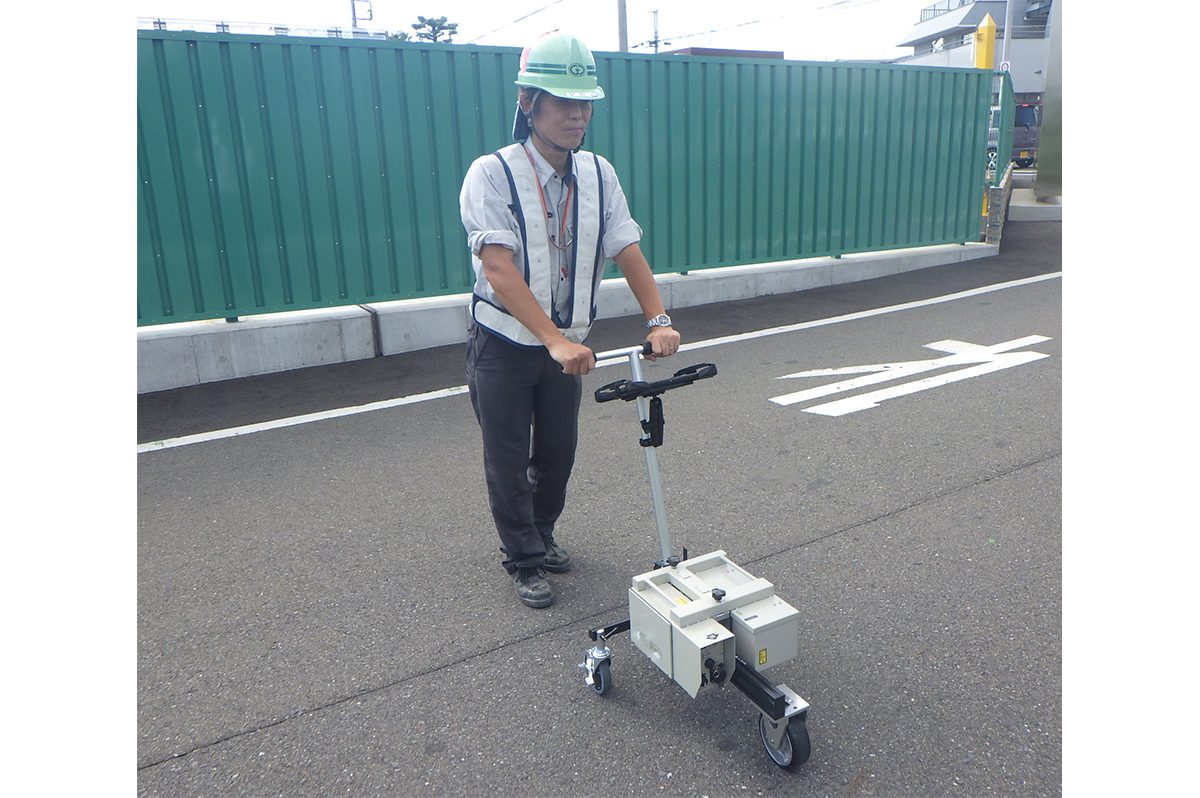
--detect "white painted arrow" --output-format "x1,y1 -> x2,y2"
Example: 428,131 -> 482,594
770,335 -> 1051,416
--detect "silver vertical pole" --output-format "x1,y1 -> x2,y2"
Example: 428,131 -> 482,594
628,351 -> 673,562
1002,0 -> 1015,65
618,0 -> 628,52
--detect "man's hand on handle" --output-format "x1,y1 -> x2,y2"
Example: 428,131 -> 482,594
548,338 -> 597,376
645,326 -> 681,360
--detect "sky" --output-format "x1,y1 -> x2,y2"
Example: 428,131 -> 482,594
134,0 -> 936,62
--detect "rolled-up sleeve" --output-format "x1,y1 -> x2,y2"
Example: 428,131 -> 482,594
460,158 -> 521,256
598,157 -> 643,259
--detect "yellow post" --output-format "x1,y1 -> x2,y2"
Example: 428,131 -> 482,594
974,13 -> 996,69
976,13 -> 996,220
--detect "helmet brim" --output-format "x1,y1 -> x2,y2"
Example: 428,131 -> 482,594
515,80 -> 605,101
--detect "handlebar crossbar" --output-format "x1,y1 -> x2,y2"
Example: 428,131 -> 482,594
594,342 -> 653,362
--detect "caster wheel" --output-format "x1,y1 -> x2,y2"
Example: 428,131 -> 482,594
591,659 -> 613,696
758,714 -> 810,769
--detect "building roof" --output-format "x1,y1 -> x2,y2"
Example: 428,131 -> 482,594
897,1 -> 1007,48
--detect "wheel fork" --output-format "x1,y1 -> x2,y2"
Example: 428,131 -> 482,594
579,619 -> 630,686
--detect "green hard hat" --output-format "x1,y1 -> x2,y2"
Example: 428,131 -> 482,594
515,31 -> 606,100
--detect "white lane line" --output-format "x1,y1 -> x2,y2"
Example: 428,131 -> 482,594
138,272 -> 1061,453
668,272 -> 1061,356
136,386 -> 469,453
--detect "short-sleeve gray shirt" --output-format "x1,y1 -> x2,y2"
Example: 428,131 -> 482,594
460,140 -> 642,318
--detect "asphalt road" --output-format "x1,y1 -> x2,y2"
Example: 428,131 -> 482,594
138,221 -> 1062,797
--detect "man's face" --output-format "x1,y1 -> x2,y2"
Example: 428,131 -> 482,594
526,94 -> 593,151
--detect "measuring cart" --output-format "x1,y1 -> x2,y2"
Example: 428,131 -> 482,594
578,343 -> 812,769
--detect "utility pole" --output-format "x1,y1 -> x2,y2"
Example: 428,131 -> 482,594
1001,0 -> 1015,66
632,8 -> 668,53
618,0 -> 628,52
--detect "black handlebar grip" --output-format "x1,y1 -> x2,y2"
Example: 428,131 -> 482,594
673,363 -> 717,381
595,378 -> 636,403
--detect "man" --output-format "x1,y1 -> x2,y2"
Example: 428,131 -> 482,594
459,30 -> 680,609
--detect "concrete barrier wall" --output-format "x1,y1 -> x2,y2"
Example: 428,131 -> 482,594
138,242 -> 998,394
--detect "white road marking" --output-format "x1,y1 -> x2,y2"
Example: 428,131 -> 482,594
770,336 -> 1051,416
136,386 -> 469,453
138,272 -> 1061,453
667,272 -> 1060,356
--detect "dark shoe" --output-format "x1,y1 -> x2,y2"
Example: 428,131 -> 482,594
513,567 -> 555,608
541,540 -> 572,573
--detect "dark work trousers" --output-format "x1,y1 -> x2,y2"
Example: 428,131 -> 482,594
465,324 -> 582,574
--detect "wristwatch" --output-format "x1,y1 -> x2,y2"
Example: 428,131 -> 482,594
646,313 -> 673,329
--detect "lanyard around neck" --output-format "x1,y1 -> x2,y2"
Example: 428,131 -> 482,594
522,144 -> 574,252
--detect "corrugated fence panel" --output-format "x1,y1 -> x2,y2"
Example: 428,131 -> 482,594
989,71 -> 1015,187
138,31 -> 992,326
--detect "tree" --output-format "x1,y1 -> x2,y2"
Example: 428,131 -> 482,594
388,31 -> 410,41
411,15 -> 458,43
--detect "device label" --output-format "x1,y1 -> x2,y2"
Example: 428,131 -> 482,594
758,648 -> 768,665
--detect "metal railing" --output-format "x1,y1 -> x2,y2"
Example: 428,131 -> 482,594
919,0 -> 979,23
912,23 -> 1049,54
137,17 -> 391,39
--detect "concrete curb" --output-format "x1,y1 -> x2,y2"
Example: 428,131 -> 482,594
1008,187 -> 1062,222
137,241 -> 997,394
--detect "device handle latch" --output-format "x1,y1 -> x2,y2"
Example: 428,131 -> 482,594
639,396 -> 665,447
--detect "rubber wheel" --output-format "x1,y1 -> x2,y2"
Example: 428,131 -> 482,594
591,659 -> 612,696
758,714 -> 811,769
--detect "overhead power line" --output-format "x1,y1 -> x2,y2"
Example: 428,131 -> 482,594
636,0 -> 885,52
817,0 -> 888,10
468,0 -> 568,44
637,14 -> 785,49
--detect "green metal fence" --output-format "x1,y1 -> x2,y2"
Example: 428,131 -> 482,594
987,70 -> 1015,187
137,30 -> 993,326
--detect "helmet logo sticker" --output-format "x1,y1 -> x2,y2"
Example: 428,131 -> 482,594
568,63 -> 586,77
